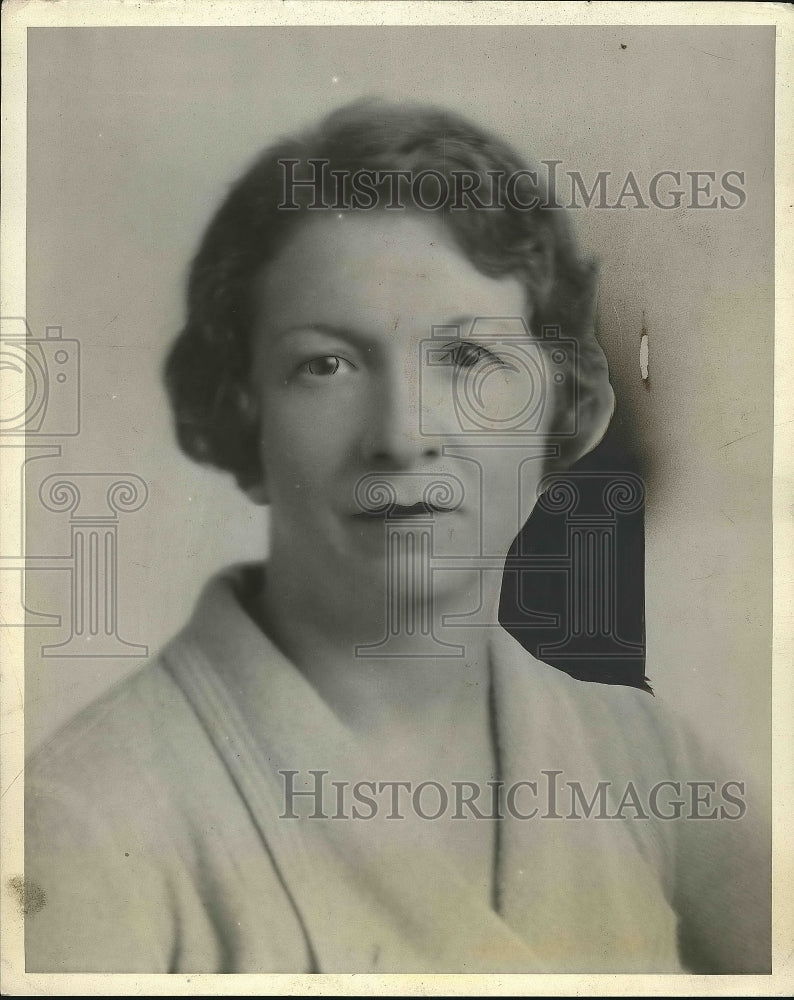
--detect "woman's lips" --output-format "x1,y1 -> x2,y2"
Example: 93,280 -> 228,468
353,501 -> 459,519
352,473 -> 466,522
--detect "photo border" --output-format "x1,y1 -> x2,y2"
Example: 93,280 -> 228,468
1,2 -> 791,995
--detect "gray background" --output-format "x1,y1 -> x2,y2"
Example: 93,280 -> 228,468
24,26 -> 773,782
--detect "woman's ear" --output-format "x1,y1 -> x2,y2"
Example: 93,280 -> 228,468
244,479 -> 269,506
235,385 -> 268,505
572,376 -> 616,464
540,341 -> 616,483
565,278 -> 616,467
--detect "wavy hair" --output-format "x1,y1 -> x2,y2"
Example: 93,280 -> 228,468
164,100 -> 614,492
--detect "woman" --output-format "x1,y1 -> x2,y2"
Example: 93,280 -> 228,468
25,101 -> 770,974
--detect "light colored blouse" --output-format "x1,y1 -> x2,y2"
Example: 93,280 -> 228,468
25,564 -> 770,973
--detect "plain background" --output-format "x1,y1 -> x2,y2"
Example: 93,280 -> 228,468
23,25 -> 773,784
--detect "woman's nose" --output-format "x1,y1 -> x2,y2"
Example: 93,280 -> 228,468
361,366 -> 446,468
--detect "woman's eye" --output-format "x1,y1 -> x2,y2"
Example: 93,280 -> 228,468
298,355 -> 353,377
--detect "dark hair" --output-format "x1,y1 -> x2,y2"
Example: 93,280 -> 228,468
164,99 -> 613,491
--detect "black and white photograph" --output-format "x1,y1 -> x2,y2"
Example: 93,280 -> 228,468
1,1 -> 790,993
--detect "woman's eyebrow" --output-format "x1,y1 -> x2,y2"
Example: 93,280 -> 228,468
273,322 -> 375,347
273,315 -> 513,346
441,316 -> 521,338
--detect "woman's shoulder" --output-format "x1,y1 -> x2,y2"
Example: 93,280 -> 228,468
25,655 -> 202,819
493,626 -> 685,768
24,574 -> 308,974
26,564 -> 256,802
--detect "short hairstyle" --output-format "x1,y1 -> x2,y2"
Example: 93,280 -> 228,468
164,99 -> 613,492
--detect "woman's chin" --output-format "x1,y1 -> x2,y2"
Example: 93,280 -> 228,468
339,560 -> 491,614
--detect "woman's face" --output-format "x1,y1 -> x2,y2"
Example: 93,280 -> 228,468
251,211 -> 556,599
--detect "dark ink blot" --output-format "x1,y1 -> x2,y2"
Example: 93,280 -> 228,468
7,875 -> 46,915
501,417 -> 649,691
621,44 -> 627,50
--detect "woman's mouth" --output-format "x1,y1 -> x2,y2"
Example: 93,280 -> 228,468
352,472 -> 467,521
354,501 -> 458,519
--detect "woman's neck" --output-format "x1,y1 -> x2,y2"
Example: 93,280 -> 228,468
256,549 -> 502,736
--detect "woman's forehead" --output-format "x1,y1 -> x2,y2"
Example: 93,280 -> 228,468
253,212 -> 528,334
